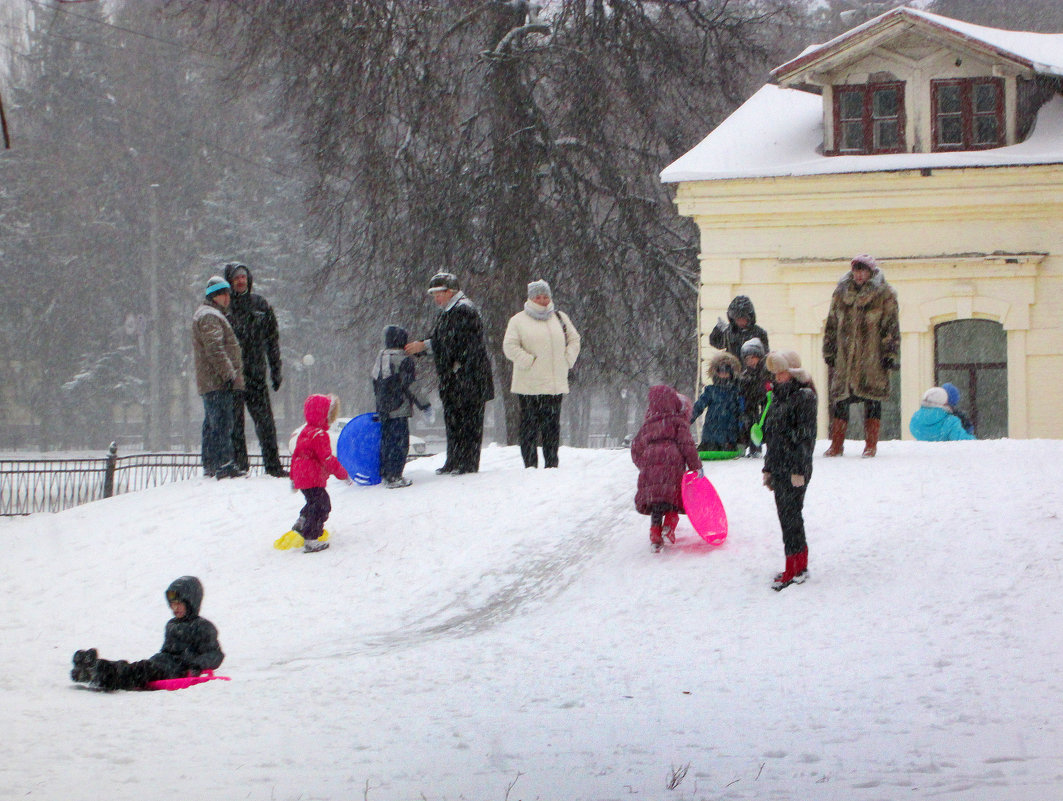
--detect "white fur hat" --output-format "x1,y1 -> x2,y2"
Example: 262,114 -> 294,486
922,387 -> 948,408
765,350 -> 810,383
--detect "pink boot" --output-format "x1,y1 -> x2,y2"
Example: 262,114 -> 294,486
662,511 -> 679,544
650,525 -> 664,551
772,554 -> 797,591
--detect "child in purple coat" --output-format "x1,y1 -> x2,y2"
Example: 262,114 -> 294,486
631,385 -> 703,551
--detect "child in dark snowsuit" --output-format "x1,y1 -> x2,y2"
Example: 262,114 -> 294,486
290,393 -> 349,552
738,337 -> 772,457
373,325 -> 432,489
631,385 -> 703,551
71,576 -> 224,691
690,352 -> 743,452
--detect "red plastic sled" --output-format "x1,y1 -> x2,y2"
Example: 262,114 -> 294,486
145,670 -> 230,691
681,471 -> 728,545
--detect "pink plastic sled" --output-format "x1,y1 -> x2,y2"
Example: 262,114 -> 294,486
681,471 -> 728,545
145,670 -> 231,691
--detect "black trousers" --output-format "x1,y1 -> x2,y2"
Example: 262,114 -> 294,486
299,487 -> 332,541
772,477 -> 808,556
518,394 -> 563,468
232,385 -> 282,472
441,393 -> 485,473
832,396 -> 882,421
92,657 -> 173,691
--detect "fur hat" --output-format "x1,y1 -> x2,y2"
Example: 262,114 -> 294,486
527,279 -> 552,300
740,337 -> 766,360
427,272 -> 459,293
205,276 -> 231,298
851,254 -> 878,271
922,387 -> 949,408
942,382 -> 961,407
765,350 -> 810,383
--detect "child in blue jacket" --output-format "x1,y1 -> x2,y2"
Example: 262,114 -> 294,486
909,387 -> 976,441
690,352 -> 743,451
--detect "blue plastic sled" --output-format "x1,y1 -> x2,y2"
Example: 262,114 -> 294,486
336,413 -> 382,485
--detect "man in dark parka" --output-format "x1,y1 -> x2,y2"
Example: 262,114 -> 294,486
405,272 -> 495,474
223,262 -> 287,477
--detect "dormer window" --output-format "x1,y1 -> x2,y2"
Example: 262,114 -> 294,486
931,78 -> 1005,150
832,82 -> 906,155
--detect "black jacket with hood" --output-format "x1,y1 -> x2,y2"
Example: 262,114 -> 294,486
150,576 -> 224,677
709,295 -> 770,361
223,263 -> 282,390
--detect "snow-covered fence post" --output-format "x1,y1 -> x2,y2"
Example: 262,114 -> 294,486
103,442 -> 118,499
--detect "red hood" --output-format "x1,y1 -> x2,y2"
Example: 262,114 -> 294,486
303,394 -> 333,429
646,385 -> 683,418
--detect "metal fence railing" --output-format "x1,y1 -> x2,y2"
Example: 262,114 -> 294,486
0,443 -> 284,516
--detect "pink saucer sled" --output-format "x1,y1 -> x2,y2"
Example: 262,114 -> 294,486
145,669 -> 231,691
681,471 -> 728,545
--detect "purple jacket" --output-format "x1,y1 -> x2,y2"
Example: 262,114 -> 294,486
631,386 -> 702,515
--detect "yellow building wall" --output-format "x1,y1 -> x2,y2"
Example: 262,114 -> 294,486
675,164 -> 1063,439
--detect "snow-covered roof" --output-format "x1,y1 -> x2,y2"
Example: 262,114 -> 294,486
660,85 -> 1063,183
773,7 -> 1063,82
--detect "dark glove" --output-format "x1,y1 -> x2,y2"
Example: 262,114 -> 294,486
824,356 -> 835,368
223,379 -> 234,392
882,356 -> 896,370
272,372 -> 282,392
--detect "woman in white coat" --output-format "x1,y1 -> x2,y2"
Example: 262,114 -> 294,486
502,280 -> 581,468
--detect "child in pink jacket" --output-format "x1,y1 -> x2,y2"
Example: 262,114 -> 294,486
290,394 -> 349,553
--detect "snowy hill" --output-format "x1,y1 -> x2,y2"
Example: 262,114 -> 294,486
3,440 -> 1062,800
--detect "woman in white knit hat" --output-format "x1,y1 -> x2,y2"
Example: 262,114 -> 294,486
761,350 -> 817,591
502,280 -> 581,468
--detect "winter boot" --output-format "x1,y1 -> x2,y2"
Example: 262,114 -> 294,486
862,418 -> 880,458
662,511 -> 679,544
71,648 -> 98,683
793,549 -> 808,584
823,418 -> 847,457
385,476 -> 412,489
772,554 -> 797,591
304,537 -> 330,553
649,524 -> 664,552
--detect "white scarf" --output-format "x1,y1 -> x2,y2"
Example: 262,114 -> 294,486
524,299 -> 555,321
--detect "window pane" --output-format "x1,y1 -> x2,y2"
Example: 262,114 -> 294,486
974,115 -> 999,145
874,120 -> 899,149
936,84 -> 961,114
873,88 -> 898,118
841,120 -> 864,150
839,91 -> 863,120
974,83 -> 998,113
939,117 -> 963,145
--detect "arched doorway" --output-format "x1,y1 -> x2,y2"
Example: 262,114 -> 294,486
934,319 -> 1007,438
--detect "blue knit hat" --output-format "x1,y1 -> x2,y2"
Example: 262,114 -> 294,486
942,382 -> 961,406
205,276 -> 231,298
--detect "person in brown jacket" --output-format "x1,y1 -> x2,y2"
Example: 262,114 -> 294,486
822,254 -> 900,458
192,276 -> 245,478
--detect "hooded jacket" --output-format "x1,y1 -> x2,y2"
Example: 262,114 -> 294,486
690,352 -> 743,448
708,296 -> 771,361
822,266 -> 900,404
374,325 -> 431,420
223,263 -> 282,390
149,576 -> 224,677
909,405 -> 976,441
291,394 -> 350,489
631,385 -> 702,515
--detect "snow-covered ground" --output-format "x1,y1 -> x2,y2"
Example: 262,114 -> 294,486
3,439 -> 1061,800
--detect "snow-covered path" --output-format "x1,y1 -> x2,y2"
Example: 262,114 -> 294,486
2,441 -> 1061,800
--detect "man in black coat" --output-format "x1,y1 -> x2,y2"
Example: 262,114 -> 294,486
405,272 -> 495,474
223,262 -> 287,477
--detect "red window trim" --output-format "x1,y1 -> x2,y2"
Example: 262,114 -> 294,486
830,81 -> 907,156
931,77 -> 1005,151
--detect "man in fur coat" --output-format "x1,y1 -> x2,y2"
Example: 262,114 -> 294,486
822,254 -> 900,458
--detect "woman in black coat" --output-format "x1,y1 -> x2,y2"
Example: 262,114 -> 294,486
761,351 -> 817,591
